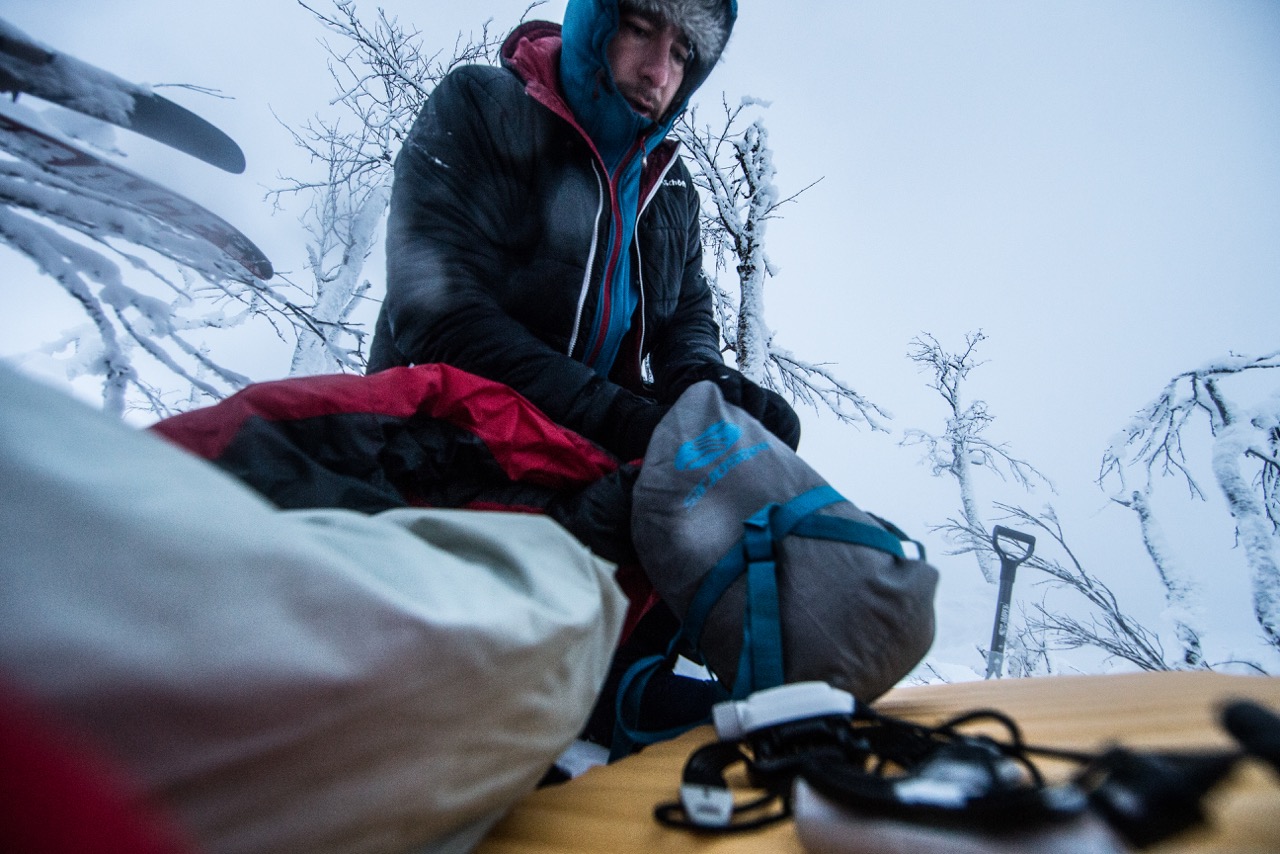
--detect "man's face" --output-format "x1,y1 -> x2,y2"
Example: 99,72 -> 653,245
606,9 -> 691,122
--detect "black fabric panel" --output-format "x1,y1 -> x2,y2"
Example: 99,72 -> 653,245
209,409 -> 640,566
212,412 -> 557,514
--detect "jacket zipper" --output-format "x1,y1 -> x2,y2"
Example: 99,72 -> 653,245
583,136 -> 647,367
628,149 -> 682,371
567,161 -> 606,359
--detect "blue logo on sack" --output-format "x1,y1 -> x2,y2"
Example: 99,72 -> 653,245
682,441 -> 770,509
675,421 -> 742,470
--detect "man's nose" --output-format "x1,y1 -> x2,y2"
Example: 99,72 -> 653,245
638,38 -> 677,86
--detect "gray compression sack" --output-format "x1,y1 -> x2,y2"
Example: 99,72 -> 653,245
632,381 -> 939,701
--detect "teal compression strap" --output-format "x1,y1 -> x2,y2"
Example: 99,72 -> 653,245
738,518 -> 784,694
681,486 -> 842,647
791,512 -> 907,558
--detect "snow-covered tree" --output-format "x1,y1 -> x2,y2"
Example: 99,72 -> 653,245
1106,467 -> 1205,668
0,95 -> 313,418
676,98 -> 889,431
903,330 -> 1052,583
279,160 -> 387,377
1102,350 -> 1280,652
273,0 -> 511,376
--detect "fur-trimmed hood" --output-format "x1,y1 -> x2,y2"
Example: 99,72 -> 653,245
620,0 -> 733,70
556,0 -> 737,157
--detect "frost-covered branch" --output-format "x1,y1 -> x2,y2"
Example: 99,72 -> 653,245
0,206 -> 133,414
676,97 -> 886,430
983,504 -> 1177,672
905,331 -> 1053,583
0,126 -> 313,415
1108,478 -> 1204,668
1102,351 -> 1280,492
1259,425 -> 1280,531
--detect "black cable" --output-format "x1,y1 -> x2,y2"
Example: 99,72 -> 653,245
657,692 -> 1280,847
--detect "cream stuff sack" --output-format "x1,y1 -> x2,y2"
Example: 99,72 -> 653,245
0,364 -> 626,854
621,381 -> 938,749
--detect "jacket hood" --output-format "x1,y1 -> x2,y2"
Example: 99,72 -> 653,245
556,0 -> 737,163
620,0 -> 733,69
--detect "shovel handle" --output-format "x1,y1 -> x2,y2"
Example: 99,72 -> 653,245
992,525 -> 1035,565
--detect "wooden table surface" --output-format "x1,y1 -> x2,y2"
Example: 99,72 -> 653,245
478,673 -> 1280,853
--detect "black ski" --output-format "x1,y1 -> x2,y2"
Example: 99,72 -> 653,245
0,17 -> 246,173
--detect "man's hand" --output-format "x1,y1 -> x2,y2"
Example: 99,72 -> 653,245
666,363 -> 801,450
546,463 -> 641,566
601,392 -> 671,462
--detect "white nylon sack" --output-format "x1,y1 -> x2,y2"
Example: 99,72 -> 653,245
0,364 -> 626,854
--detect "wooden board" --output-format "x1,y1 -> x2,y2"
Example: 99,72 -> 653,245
478,673 -> 1280,853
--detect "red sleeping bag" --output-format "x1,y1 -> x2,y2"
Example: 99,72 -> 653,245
150,364 -> 659,639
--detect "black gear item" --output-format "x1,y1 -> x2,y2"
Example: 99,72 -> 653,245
583,602 -> 720,748
665,363 -> 801,450
600,391 -> 671,461
546,464 -> 641,565
1223,699 -> 1280,774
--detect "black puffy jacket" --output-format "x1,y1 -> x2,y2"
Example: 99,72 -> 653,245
369,19 -> 725,455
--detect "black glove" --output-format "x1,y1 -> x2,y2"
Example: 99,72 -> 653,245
665,363 -> 801,450
599,390 -> 670,462
546,463 -> 640,566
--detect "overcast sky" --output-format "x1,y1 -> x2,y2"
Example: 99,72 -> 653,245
4,0 -> 1279,670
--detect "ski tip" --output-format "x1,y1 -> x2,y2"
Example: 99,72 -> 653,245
210,144 -> 247,175
130,93 -> 247,174
236,234 -> 273,280
214,147 -> 247,175
1,19 -> 248,173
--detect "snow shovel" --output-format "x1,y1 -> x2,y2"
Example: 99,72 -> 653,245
985,525 -> 1036,679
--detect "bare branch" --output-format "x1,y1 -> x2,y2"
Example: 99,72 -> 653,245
767,348 -> 893,432
990,503 -> 1178,672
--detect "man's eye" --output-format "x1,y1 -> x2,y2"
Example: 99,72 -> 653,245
672,47 -> 691,67
623,19 -> 652,39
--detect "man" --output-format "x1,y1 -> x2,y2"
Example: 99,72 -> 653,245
369,0 -> 799,461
